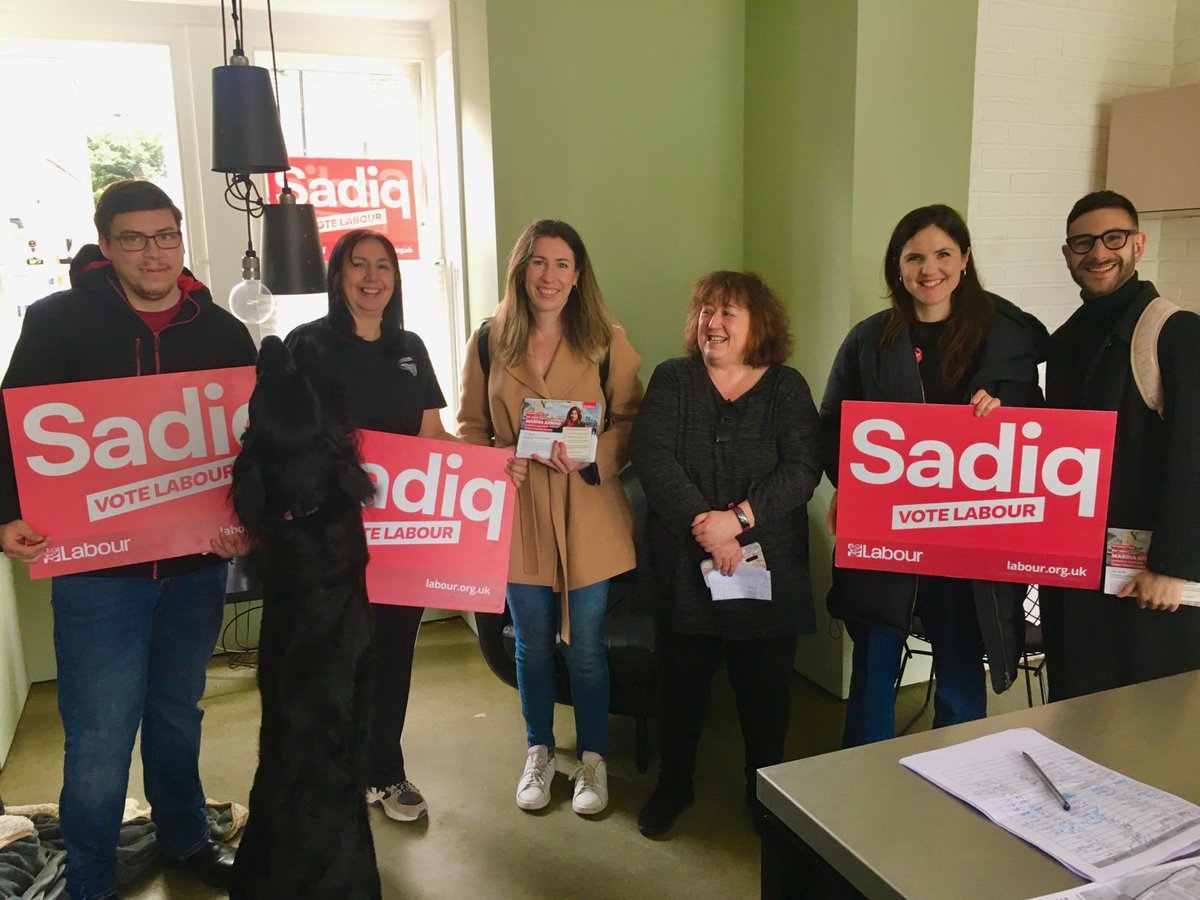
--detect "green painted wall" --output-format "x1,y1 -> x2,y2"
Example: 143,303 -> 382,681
850,0 -> 979,325
744,0 -> 859,696
744,0 -> 978,695
484,0 -> 745,372
744,0 -> 858,405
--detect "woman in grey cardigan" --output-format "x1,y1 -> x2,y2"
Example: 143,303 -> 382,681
630,271 -> 823,837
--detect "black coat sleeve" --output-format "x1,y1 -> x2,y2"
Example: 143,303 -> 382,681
0,302 -> 70,522
819,328 -> 863,487
1146,311 -> 1200,581
972,301 -> 1047,409
629,362 -> 711,541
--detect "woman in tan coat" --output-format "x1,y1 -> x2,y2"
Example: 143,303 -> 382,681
459,219 -> 642,816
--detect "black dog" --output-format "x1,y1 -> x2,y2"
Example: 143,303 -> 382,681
230,336 -> 380,900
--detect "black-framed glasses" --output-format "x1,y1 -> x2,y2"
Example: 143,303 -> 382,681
1065,229 -> 1137,255
715,401 -> 741,444
108,230 -> 183,252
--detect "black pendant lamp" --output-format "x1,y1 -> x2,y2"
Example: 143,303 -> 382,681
211,0 -> 324,307
212,52 -> 289,175
262,189 -> 326,294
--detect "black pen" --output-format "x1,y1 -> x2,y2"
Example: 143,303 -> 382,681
1022,751 -> 1071,811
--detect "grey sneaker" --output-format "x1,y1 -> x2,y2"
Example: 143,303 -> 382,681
366,780 -> 428,822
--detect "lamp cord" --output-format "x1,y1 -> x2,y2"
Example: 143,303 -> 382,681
225,174 -> 264,254
266,0 -> 291,194
220,0 -> 227,63
231,0 -> 244,55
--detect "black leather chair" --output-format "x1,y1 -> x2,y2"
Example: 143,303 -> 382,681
475,466 -> 657,771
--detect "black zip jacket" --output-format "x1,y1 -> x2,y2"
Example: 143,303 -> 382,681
819,294 -> 1048,693
0,244 -> 257,578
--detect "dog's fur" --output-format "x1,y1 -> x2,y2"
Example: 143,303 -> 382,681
229,336 -> 380,900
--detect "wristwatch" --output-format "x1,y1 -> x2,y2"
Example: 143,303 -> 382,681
727,502 -> 750,531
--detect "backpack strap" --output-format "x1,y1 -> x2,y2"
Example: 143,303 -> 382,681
1130,296 -> 1181,419
599,350 -> 612,429
476,317 -> 492,389
476,318 -> 494,437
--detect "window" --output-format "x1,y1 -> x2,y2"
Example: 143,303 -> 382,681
257,49 -> 464,418
0,39 -> 185,364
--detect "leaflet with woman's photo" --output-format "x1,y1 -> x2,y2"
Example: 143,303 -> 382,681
1103,527 -> 1200,606
515,398 -> 601,463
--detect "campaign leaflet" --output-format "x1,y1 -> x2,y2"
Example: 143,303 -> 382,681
358,430 -> 513,613
3,367 -> 255,578
515,398 -> 601,463
1102,527 -> 1200,606
835,401 -> 1117,589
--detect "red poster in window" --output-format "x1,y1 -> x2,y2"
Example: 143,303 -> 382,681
3,368 -> 255,578
267,157 -> 420,260
358,430 -> 513,613
835,401 -> 1117,589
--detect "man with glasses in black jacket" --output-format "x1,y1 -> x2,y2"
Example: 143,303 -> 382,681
0,180 -> 256,900
1041,190 -> 1200,702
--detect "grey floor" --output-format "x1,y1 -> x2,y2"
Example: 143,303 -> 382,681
0,618 -> 1033,899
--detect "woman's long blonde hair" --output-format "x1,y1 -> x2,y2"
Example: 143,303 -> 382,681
493,219 -> 614,366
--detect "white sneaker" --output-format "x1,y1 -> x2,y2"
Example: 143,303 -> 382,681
570,751 -> 608,815
516,745 -> 556,810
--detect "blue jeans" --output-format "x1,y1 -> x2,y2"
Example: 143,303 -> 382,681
506,580 -> 610,758
52,565 -> 227,900
842,576 -> 987,747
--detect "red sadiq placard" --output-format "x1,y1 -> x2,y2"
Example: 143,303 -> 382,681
835,401 -> 1117,589
4,367 -> 255,578
266,157 -> 420,260
358,430 -> 513,613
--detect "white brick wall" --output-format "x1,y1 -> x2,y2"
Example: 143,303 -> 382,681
966,0 -> 1200,328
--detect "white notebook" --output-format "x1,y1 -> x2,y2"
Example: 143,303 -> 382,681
900,728 -> 1200,883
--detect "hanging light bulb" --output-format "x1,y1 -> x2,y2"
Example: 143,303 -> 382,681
229,249 -> 275,324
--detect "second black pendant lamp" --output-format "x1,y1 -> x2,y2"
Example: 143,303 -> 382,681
262,190 -> 326,294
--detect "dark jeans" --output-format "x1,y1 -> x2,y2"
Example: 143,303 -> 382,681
842,575 -> 986,748
51,565 -> 227,900
656,630 -> 798,795
367,602 -> 423,787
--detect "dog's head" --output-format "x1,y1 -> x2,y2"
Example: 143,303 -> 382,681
232,336 -> 375,535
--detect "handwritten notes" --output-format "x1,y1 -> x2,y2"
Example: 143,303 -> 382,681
900,728 -> 1200,882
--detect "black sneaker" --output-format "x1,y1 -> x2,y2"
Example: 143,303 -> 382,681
637,781 -> 694,837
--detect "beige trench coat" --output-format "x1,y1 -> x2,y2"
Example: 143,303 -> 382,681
458,324 -> 643,640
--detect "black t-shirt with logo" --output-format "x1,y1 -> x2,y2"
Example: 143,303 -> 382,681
285,318 -> 446,436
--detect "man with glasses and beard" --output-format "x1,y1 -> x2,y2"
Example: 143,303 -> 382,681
0,180 -> 256,900
1041,190 -> 1200,701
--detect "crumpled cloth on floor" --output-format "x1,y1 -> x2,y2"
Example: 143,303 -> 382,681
0,799 -> 247,899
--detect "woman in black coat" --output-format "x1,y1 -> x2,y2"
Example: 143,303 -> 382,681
631,271 -> 822,836
821,205 -> 1047,747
